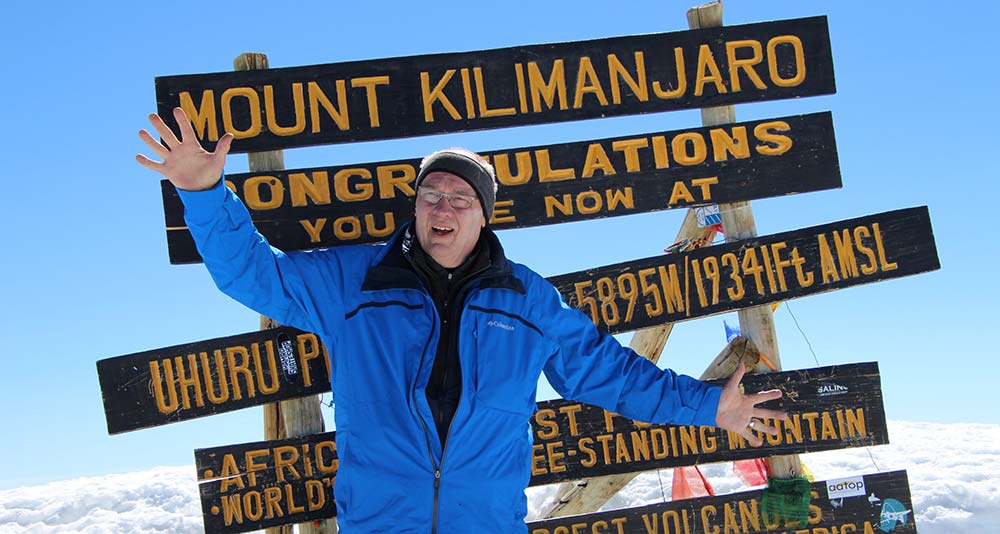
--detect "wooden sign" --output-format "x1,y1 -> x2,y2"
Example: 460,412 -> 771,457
550,206 -> 940,334
193,362 -> 889,533
164,112 -> 841,264
527,470 -> 916,534
103,207 -> 934,432
195,431 -> 339,534
97,326 -> 329,434
528,362 -> 886,486
155,16 -> 835,154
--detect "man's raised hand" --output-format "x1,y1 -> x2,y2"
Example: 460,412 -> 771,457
136,107 -> 234,191
714,363 -> 788,447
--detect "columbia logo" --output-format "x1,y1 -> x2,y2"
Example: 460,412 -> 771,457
487,320 -> 515,331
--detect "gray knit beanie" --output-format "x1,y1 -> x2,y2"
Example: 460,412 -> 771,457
415,148 -> 497,220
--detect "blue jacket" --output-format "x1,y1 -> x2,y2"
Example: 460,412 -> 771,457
179,180 -> 722,533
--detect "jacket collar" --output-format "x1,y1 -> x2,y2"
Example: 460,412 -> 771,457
362,222 -> 524,294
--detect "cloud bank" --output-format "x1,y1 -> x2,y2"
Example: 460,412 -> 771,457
2,421 -> 996,533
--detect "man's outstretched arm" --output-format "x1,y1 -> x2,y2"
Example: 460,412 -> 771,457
135,108 -> 341,334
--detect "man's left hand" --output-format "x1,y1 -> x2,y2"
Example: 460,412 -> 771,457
714,364 -> 788,447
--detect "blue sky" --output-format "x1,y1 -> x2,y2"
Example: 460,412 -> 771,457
0,0 -> 996,489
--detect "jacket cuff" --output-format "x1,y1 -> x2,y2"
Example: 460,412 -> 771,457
177,176 -> 228,226
696,385 -> 723,427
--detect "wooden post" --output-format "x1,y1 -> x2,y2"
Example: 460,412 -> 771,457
236,52 -> 338,534
686,1 -> 802,480
540,209 -> 711,517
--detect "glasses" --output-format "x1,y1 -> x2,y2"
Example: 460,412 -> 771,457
417,188 -> 478,210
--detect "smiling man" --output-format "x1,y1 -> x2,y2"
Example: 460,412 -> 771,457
137,108 -> 785,534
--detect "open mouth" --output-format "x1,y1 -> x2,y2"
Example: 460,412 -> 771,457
432,226 -> 454,236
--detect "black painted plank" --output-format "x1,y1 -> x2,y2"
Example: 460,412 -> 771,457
192,363 -> 892,533
550,206 -> 939,334
155,17 -> 835,154
528,362 -> 886,486
96,326 -> 329,434
103,209 -> 935,432
195,431 -> 339,533
528,470 -> 916,534
163,112 -> 840,264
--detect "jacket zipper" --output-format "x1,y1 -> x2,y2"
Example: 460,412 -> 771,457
410,262 -> 491,534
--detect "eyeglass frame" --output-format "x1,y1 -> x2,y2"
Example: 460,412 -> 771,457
416,187 -> 480,210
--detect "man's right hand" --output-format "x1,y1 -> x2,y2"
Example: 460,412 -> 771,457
136,107 -> 234,191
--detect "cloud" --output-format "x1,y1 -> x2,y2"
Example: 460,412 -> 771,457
2,421 -> 996,533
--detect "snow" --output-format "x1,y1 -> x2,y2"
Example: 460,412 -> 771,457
2,421 -> 997,533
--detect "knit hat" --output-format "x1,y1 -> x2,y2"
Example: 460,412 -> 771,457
415,148 -> 497,220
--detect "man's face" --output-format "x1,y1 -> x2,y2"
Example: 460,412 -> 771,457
414,171 -> 486,268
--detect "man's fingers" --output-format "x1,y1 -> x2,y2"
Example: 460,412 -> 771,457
726,362 -> 746,391
743,428 -> 764,447
135,153 -> 164,172
148,113 -> 180,148
138,129 -> 170,159
754,407 -> 788,421
173,107 -> 198,143
751,388 -> 783,405
212,132 -> 234,164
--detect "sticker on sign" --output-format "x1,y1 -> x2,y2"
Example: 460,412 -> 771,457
827,475 -> 867,499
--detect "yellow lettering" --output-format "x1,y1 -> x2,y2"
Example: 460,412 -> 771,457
420,70 -> 461,122
300,218 -> 326,243
150,359 -> 179,414
610,138 -> 648,172
491,200 -> 516,224
376,164 -> 416,199
473,67 -> 516,117
754,121 -> 793,155
652,48 -> 687,99
582,143 -> 615,178
726,40 -> 767,92
264,84 -> 306,136
351,76 -> 390,127
608,52 -> 648,104
694,45 -> 727,96
491,152 -> 533,185
872,223 -> 898,271
527,60 -> 568,112
537,149 -> 576,182
333,168 -> 374,202
573,57 -> 609,108
289,171 -> 332,207
179,90 -> 218,141
220,87 -> 262,139
767,35 -> 806,87
672,132 -> 708,166
307,81 -> 349,132
243,176 -> 284,211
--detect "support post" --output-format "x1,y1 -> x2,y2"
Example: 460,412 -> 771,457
236,52 -> 338,534
686,0 -> 802,480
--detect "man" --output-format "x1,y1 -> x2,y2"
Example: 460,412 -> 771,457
137,108 -> 786,533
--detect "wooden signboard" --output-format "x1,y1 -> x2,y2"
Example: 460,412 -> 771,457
196,431 -> 339,534
193,362 -> 889,533
527,470 -> 916,534
101,207 -> 933,432
97,326 -> 329,434
528,362 -> 886,486
164,112 -> 841,264
155,17 -> 835,154
550,206 -> 939,334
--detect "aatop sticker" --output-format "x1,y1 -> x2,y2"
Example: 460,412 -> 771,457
826,475 -> 866,499
878,498 -> 912,532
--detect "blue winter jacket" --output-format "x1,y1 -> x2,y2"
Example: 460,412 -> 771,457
179,179 -> 722,533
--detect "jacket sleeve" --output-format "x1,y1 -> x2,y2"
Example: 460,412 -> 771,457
537,280 -> 721,427
177,178 -> 345,336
